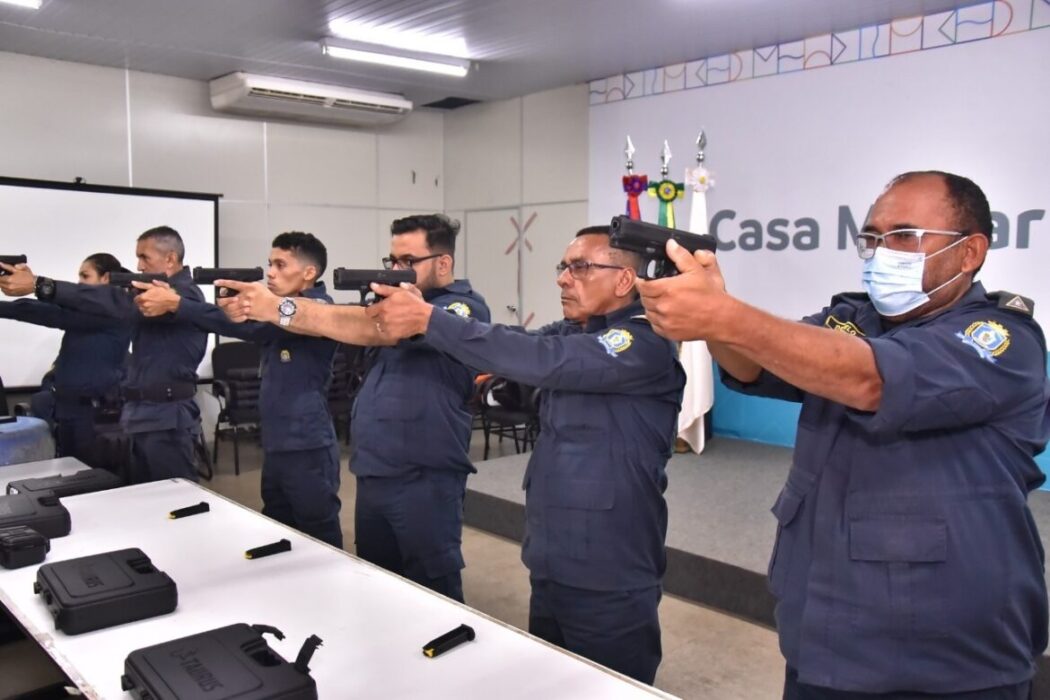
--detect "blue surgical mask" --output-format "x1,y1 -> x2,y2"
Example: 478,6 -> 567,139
861,238 -> 965,317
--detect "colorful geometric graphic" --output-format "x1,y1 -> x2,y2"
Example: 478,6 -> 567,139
588,0 -> 1046,106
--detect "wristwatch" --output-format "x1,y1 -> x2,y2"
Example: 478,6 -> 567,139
277,297 -> 297,327
35,276 -> 56,302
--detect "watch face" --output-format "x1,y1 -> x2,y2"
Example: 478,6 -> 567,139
279,298 -> 296,316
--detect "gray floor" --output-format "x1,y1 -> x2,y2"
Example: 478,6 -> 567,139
0,433 -> 785,700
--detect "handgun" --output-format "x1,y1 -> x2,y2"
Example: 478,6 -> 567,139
608,215 -> 717,279
192,267 -> 264,297
0,255 -> 27,276
333,268 -> 417,306
108,272 -> 168,292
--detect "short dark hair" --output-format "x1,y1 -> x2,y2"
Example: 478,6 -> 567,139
83,253 -> 128,276
272,231 -> 327,278
390,214 -> 459,256
138,226 -> 185,263
890,171 -> 993,240
574,224 -> 643,279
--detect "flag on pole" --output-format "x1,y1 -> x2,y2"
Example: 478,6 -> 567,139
647,140 -> 685,227
622,136 -> 647,220
677,132 -> 716,454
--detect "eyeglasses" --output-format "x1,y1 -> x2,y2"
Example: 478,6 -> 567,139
855,228 -> 965,260
382,253 -> 443,270
555,260 -> 625,280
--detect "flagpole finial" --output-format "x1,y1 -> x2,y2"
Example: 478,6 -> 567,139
695,130 -> 706,164
660,140 -> 672,176
624,136 -> 636,174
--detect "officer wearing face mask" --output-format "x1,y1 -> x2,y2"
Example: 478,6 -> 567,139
636,171 -> 1050,700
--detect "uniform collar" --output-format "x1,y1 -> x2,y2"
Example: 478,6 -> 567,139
424,278 -> 472,302
583,299 -> 644,333
169,267 -> 192,282
301,282 -> 328,300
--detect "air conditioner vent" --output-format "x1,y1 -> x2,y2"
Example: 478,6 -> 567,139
210,72 -> 412,127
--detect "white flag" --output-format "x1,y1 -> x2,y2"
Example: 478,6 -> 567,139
677,165 -> 716,453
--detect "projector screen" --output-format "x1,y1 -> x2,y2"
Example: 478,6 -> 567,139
0,177 -> 219,389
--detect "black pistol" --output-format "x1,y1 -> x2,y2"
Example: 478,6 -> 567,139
108,272 -> 169,293
608,215 -> 717,279
192,267 -> 265,297
333,268 -> 416,306
0,255 -> 27,276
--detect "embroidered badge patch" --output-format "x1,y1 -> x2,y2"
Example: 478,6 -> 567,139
279,349 -> 292,363
824,315 -> 865,337
598,328 -> 634,357
445,302 -> 472,318
956,320 -> 1011,363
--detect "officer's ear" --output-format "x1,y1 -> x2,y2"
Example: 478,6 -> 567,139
437,252 -> 454,276
961,233 -> 990,275
615,265 -> 637,299
302,264 -> 318,283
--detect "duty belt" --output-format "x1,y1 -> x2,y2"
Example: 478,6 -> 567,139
123,383 -> 197,402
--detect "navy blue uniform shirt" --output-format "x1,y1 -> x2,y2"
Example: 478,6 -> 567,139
175,283 -> 338,453
423,299 -> 686,591
0,300 -> 129,417
350,280 -> 490,478
51,268 -> 207,434
724,281 -> 1050,693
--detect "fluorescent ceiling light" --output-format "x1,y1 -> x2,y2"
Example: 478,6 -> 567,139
321,39 -> 470,78
328,20 -> 469,59
0,0 -> 42,8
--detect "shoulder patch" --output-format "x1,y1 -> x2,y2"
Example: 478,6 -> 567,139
990,291 -> 1034,317
956,320 -> 1011,363
824,314 -> 865,337
444,301 -> 472,318
597,328 -> 634,357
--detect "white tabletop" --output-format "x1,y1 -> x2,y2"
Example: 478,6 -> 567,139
0,478 -> 675,699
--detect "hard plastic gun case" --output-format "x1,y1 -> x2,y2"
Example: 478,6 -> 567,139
34,547 -> 177,634
6,468 -> 122,498
0,493 -> 70,538
121,623 -> 321,700
0,525 -> 49,569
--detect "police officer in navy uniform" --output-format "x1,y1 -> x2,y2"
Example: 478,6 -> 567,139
637,171 -> 1050,699
216,214 -> 490,602
0,253 -> 131,467
368,225 -> 686,685
1,227 -> 208,484
135,232 -> 342,548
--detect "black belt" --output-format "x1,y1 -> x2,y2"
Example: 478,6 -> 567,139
123,383 -> 197,402
52,387 -> 115,405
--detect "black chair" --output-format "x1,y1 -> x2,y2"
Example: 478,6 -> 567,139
211,341 -> 262,475
328,344 -> 370,445
478,376 -> 541,459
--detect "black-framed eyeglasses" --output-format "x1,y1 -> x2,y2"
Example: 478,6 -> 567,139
855,228 -> 965,259
555,260 -> 625,280
382,253 -> 443,270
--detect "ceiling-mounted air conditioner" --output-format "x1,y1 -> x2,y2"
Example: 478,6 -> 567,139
209,72 -> 412,127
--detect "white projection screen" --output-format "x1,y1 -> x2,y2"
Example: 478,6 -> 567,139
0,177 -> 219,388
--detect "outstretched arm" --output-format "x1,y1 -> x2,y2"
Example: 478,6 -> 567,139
636,240 -> 882,411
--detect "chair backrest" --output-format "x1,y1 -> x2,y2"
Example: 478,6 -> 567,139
0,373 -> 8,416
212,341 -> 261,381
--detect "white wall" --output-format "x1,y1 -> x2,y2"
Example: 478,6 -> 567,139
445,83 -> 590,328
0,51 -> 446,300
